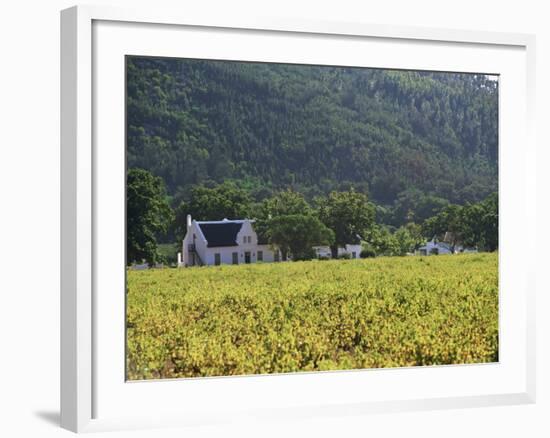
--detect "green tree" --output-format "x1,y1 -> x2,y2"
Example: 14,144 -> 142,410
405,222 -> 425,249
461,193 -> 498,251
422,204 -> 464,246
127,168 -> 173,266
253,189 -> 312,243
266,214 -> 334,261
257,189 -> 312,217
317,189 -> 376,258
390,189 -> 450,226
174,181 -> 252,237
365,225 -> 399,257
479,192 -> 498,251
394,224 -> 425,256
422,193 -> 498,251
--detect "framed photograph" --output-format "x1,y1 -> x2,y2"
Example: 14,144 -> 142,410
61,5 -> 536,433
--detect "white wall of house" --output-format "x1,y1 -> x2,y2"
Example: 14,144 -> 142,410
181,216 -> 209,266
341,244 -> 362,259
313,246 -> 332,258
203,246 -> 242,266
256,244 -> 277,262
416,239 -> 453,256
201,244 -> 278,266
415,239 -> 480,256
314,244 -> 362,259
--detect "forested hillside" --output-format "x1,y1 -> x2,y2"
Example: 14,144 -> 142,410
127,56 -> 498,226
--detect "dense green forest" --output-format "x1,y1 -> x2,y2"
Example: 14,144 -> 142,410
127,57 -> 497,212
126,56 -> 498,264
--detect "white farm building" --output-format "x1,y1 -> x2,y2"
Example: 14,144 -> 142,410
178,214 -> 362,267
415,236 -> 478,256
178,215 -> 279,267
313,244 -> 362,259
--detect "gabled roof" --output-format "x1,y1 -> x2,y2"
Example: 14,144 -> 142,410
196,220 -> 244,248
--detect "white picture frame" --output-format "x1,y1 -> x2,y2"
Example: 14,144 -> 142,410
60,4 -> 536,433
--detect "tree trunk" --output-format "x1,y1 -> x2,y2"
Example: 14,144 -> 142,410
330,245 -> 338,259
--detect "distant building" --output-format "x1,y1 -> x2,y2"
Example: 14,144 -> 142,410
416,236 -> 478,256
313,244 -> 362,259
416,238 -> 453,256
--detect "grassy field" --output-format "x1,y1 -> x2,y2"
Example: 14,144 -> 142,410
126,253 -> 498,380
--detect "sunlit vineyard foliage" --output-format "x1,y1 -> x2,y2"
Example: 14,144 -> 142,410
126,253 -> 498,380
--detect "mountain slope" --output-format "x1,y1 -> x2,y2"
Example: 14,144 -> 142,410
126,57 -> 498,208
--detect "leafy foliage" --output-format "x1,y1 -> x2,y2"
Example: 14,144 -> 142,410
127,253 -> 498,379
422,192 -> 498,251
462,193 -> 498,251
393,223 -> 425,256
388,188 -> 450,226
127,168 -> 173,265
265,214 -> 334,261
256,188 -> 312,218
250,189 -> 311,243
176,181 -> 252,221
317,189 -> 376,257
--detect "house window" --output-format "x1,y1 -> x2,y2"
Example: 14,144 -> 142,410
214,253 -> 221,265
232,252 -> 238,265
243,236 -> 246,244
247,236 -> 251,243
257,251 -> 263,261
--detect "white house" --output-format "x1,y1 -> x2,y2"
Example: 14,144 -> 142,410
415,236 -> 478,256
178,215 -> 279,267
313,244 -> 362,259
416,238 -> 454,256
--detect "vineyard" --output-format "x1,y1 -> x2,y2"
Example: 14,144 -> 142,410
126,253 -> 498,380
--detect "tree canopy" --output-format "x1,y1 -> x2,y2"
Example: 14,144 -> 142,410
422,193 -> 498,251
127,168 -> 173,265
317,189 -> 376,258
265,214 -> 334,261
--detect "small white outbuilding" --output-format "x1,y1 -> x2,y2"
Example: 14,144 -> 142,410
415,236 -> 478,256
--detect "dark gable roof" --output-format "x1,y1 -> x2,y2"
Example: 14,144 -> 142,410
198,222 -> 243,248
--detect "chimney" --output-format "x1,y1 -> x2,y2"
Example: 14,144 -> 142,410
187,214 -> 192,230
